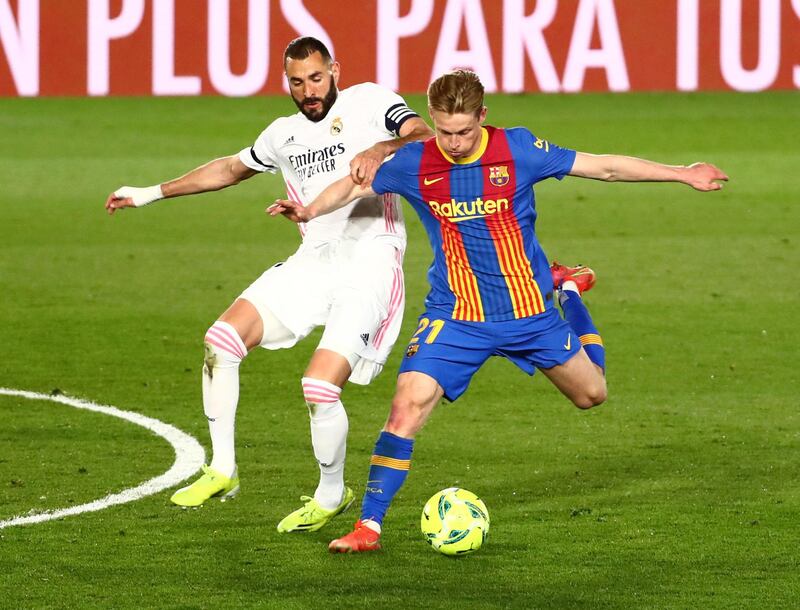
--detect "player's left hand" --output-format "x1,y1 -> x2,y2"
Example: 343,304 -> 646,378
350,143 -> 388,188
684,163 -> 729,191
268,199 -> 311,223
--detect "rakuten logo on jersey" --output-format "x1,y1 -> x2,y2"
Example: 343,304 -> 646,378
289,144 -> 346,181
428,197 -> 509,222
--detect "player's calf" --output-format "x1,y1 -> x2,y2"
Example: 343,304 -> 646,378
302,377 -> 348,510
384,372 -> 443,438
202,321 -> 248,479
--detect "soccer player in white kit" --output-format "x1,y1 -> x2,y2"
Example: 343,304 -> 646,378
105,37 -> 433,532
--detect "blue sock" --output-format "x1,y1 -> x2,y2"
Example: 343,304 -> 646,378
559,289 -> 605,371
360,431 -> 414,526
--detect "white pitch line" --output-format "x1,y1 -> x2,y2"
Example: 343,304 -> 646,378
0,388 -> 205,529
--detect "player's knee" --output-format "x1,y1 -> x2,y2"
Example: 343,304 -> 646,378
301,377 -> 342,417
203,322 -> 247,377
574,379 -> 607,409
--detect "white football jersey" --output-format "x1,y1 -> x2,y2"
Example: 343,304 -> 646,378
239,82 -> 418,250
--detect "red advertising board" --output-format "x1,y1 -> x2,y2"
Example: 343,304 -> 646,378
1,0 -> 799,96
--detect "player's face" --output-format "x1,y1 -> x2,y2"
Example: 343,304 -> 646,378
429,107 -> 488,160
285,51 -> 340,122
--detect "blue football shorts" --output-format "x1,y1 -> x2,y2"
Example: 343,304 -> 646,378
398,306 -> 581,401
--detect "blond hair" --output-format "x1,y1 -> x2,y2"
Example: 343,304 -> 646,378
427,70 -> 485,116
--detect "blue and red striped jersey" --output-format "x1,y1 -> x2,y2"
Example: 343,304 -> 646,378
372,126 -> 576,322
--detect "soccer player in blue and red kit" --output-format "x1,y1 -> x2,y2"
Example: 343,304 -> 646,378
271,70 -> 728,553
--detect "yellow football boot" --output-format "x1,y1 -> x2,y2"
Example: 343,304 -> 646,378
170,465 -> 239,507
277,487 -> 355,533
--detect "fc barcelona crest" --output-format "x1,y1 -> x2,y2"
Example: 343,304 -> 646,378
406,344 -> 419,358
489,166 -> 510,187
330,117 -> 343,135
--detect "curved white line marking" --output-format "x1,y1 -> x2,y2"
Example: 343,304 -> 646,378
0,388 -> 205,529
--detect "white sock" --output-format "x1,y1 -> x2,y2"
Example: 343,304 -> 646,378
302,377 -> 348,510
559,280 -> 580,305
203,321 -> 247,478
362,519 -> 381,534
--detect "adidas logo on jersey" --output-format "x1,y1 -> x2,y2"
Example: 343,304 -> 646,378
360,333 -> 370,346
281,136 -> 295,147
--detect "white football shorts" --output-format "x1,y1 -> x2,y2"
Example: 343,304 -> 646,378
238,238 -> 405,385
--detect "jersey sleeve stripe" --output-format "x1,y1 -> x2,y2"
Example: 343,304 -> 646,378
385,103 -> 419,135
386,103 -> 415,121
387,107 -> 415,122
391,112 -> 417,135
249,146 -> 276,170
389,110 -> 416,125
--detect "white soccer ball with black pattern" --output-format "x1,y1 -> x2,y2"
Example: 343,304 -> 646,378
420,487 -> 489,556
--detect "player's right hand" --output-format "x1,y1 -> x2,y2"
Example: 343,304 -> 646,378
105,190 -> 135,215
349,143 -> 387,188
268,199 -> 311,223
105,185 -> 163,215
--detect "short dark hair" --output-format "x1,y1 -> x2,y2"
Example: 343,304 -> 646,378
283,37 -> 333,67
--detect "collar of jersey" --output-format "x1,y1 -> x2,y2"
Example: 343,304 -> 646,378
436,127 -> 489,165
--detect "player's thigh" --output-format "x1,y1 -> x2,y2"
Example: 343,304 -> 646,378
539,348 -> 607,409
498,308 -> 578,373
319,243 -> 404,383
238,253 -> 333,349
384,371 -> 446,438
316,294 -> 378,382
398,313 -> 493,402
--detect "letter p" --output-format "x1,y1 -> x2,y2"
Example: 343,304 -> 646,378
87,0 -> 145,96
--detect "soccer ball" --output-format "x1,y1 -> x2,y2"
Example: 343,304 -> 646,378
420,487 -> 489,556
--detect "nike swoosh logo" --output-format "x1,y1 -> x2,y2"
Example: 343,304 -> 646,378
423,177 -> 444,185
564,334 -> 571,350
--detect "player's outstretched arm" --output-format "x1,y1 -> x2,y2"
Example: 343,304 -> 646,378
569,152 -> 728,191
105,155 -> 258,215
350,117 -> 433,188
268,175 -> 375,223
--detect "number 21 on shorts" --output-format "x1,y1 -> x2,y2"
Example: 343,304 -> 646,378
405,318 -> 445,357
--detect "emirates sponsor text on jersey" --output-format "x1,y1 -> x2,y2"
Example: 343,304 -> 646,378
288,143 -> 346,180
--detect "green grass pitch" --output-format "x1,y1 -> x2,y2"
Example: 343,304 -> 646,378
0,90 -> 798,608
